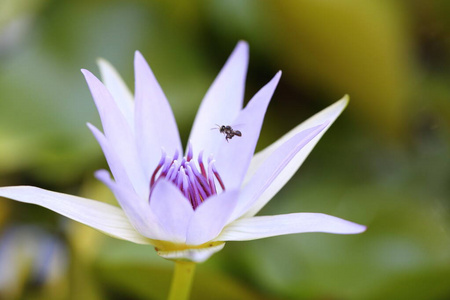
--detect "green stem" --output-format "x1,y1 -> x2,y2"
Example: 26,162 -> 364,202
168,261 -> 196,300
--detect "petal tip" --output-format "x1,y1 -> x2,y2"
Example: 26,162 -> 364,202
96,57 -> 109,68
134,50 -> 145,63
94,169 -> 110,179
134,50 -> 153,78
81,69 -> 99,83
339,94 -> 350,107
276,70 -> 282,79
86,122 -> 97,130
271,71 -> 282,85
354,224 -> 367,234
236,40 -> 249,52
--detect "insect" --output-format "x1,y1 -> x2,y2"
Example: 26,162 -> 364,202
214,125 -> 242,142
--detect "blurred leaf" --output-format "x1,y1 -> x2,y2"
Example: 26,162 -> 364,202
0,0 -> 47,28
0,194 -> 11,227
366,267 -> 450,300
95,240 -> 276,300
268,0 -> 414,139
219,176 -> 450,300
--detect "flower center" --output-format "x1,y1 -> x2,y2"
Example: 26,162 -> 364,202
150,143 -> 225,210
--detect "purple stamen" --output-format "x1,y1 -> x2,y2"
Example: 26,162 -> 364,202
149,145 -> 226,210
198,151 -> 207,177
211,162 -> 225,191
159,156 -> 173,177
180,157 -> 186,167
166,162 -> 178,181
173,149 -> 179,161
176,170 -> 183,189
181,170 -> 190,199
189,162 -> 213,195
186,166 -> 202,208
186,142 -> 193,162
207,161 -> 217,194
150,153 -> 166,188
186,165 -> 208,203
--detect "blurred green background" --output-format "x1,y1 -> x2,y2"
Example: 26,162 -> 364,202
0,0 -> 449,299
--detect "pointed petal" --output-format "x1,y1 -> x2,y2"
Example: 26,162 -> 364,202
149,180 -> 194,243
215,72 -> 281,190
243,96 -> 349,217
82,69 -> 132,138
188,41 -> 249,158
94,170 -> 160,240
97,58 -> 134,128
216,213 -> 366,241
134,51 -> 182,177
231,123 -> 328,220
88,123 -> 131,189
186,190 -> 239,245
156,243 -> 225,263
0,186 -> 150,244
88,123 -> 148,199
82,70 -> 147,197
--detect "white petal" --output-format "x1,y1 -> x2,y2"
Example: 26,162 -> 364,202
188,41 -> 249,158
215,213 -> 366,241
97,58 -> 134,129
243,96 -> 349,217
88,123 -> 132,189
149,180 -> 194,243
0,186 -> 150,244
231,123 -> 327,220
88,123 -> 148,199
134,51 -> 182,178
82,70 -> 148,198
156,243 -> 225,263
186,190 -> 239,246
94,170 -> 161,240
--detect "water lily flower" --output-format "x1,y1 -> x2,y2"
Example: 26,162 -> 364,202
0,41 -> 365,264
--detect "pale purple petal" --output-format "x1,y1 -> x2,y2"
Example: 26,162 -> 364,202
94,170 -> 161,240
215,71 -> 281,190
188,41 -> 249,158
88,123 -> 131,188
87,123 -> 148,199
243,96 -> 349,217
134,51 -> 182,178
216,213 -> 366,241
231,123 -> 328,220
82,70 -> 147,198
97,58 -> 134,128
82,69 -> 132,137
0,186 -> 151,244
186,190 -> 239,245
149,180 -> 194,244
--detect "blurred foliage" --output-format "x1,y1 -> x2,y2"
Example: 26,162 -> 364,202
270,0 -> 413,139
94,241 -> 275,300
0,0 -> 449,299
